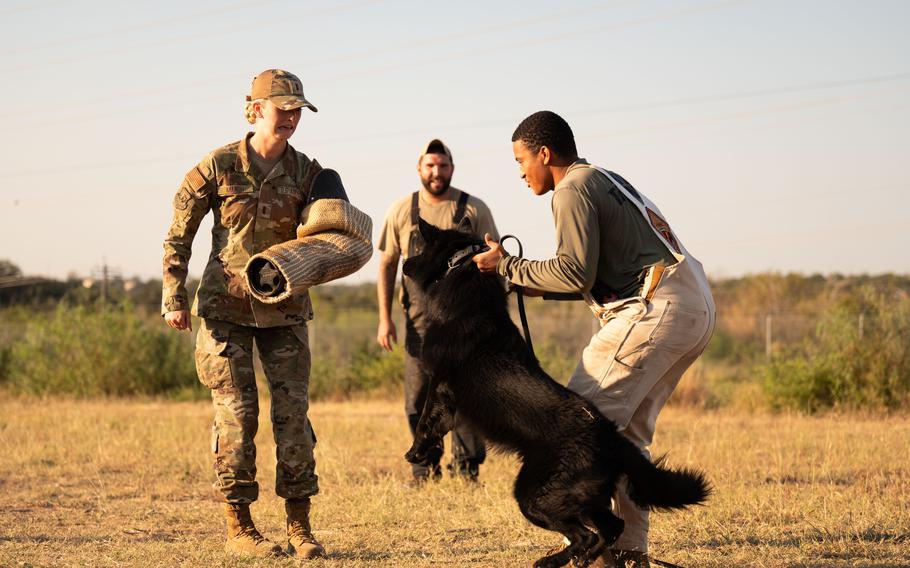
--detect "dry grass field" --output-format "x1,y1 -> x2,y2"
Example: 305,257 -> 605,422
1,394 -> 908,567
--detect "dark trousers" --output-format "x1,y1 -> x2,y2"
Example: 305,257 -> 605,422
404,315 -> 486,479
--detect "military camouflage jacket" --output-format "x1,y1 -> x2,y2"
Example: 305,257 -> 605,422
162,132 -> 321,327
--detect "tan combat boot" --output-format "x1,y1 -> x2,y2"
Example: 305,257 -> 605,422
286,498 -> 326,559
223,503 -> 284,558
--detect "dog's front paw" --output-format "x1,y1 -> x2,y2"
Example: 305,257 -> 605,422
404,446 -> 428,465
405,442 -> 442,465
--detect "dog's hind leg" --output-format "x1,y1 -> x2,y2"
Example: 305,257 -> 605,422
581,510 -> 624,564
517,479 -> 599,566
588,509 -> 624,547
524,520 -> 597,568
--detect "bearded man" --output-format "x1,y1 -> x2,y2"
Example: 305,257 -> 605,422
376,138 -> 499,485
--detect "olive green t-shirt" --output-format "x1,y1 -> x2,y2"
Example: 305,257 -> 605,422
496,160 -> 676,298
378,187 -> 499,260
248,144 -> 282,178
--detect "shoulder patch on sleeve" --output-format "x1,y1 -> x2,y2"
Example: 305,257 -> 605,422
184,167 -> 208,192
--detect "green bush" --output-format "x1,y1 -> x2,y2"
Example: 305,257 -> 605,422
310,342 -> 404,400
0,306 -> 30,385
702,327 -> 761,364
7,302 -> 202,398
534,341 -> 577,385
762,288 -> 910,412
0,345 -> 10,385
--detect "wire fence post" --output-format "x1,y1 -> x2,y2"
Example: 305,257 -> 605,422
765,314 -> 773,359
858,312 -> 864,339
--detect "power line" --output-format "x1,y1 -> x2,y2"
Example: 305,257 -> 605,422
318,0 -> 754,85
310,70 -> 910,146
284,0 -> 638,69
3,0 -> 750,123
0,0 -> 387,73
0,0 -> 756,132
583,83 -> 910,139
0,0 -> 634,119
0,0 -> 65,18
5,65 -> 905,140
7,77 -> 907,179
7,154 -> 190,179
573,71 -> 910,116
1,0 -> 274,56
341,84 -> 910,174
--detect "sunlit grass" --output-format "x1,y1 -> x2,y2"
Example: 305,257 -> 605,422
1,394 -> 908,567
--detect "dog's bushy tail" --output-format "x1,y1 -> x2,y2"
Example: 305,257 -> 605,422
620,442 -> 711,511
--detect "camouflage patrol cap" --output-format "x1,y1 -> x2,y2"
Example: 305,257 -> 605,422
419,138 -> 453,164
248,69 -> 318,112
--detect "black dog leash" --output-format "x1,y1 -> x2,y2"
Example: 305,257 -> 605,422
499,234 -> 535,358
651,559 -> 686,568
444,235 -> 535,357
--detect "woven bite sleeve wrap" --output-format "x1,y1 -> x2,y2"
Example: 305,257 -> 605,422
245,199 -> 373,304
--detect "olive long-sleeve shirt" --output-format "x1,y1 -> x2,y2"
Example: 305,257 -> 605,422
496,160 -> 676,299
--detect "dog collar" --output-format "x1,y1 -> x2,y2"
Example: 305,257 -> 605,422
444,244 -> 489,278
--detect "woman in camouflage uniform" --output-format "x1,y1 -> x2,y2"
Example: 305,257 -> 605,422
162,69 -> 325,560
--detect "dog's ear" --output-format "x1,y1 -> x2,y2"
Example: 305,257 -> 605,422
417,218 -> 441,243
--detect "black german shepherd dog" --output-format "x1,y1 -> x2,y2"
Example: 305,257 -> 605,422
402,220 -> 710,568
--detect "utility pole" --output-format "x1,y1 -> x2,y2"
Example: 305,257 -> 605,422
91,259 -> 121,303
101,261 -> 109,302
765,314 -> 773,359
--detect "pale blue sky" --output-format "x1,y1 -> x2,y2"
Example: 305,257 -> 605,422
1,0 -> 908,282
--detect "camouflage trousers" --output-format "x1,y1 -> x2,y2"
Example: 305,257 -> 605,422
195,318 -> 318,504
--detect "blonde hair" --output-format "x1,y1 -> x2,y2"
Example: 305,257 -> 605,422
244,98 -> 264,124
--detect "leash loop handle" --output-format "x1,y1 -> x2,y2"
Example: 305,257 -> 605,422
498,234 -> 534,358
